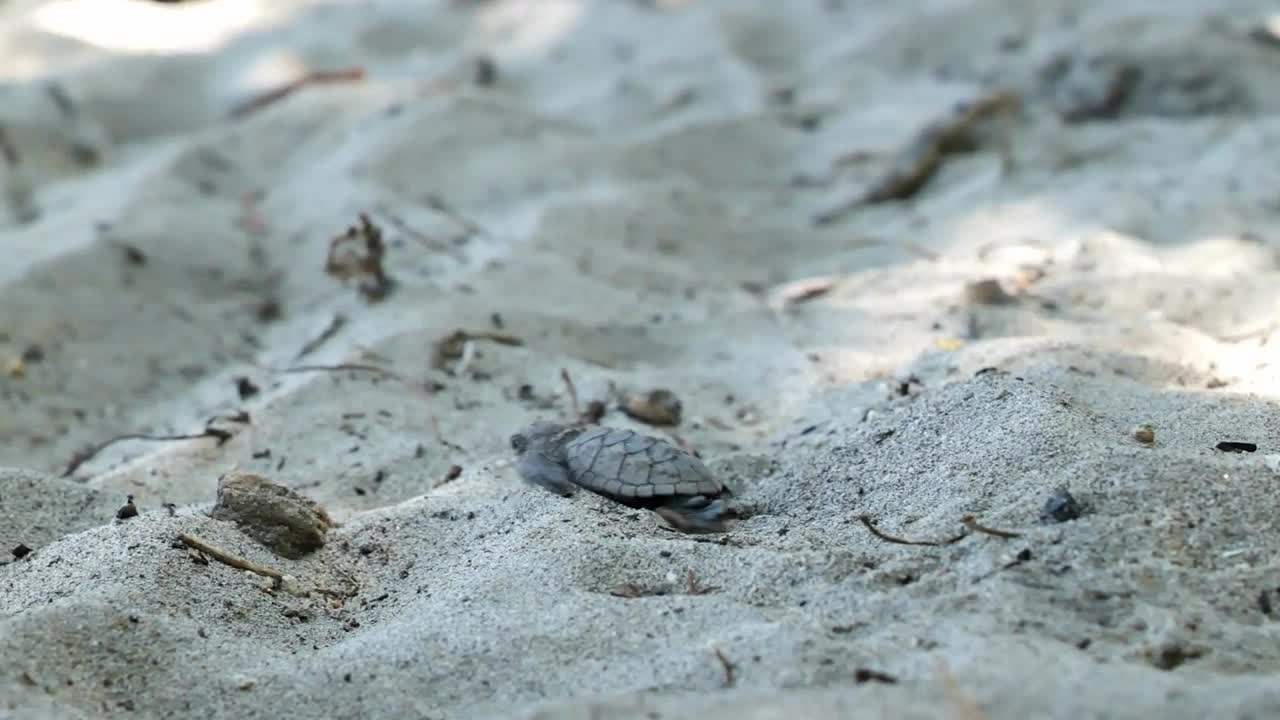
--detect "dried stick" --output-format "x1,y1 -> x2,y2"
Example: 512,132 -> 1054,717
960,515 -> 1022,539
230,67 -> 366,119
295,314 -> 348,359
176,533 -> 284,583
858,514 -> 968,546
62,426 -> 234,477
279,362 -> 403,379
560,368 -> 581,418
424,194 -> 488,237
711,647 -> 736,687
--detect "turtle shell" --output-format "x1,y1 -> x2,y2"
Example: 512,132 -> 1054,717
562,426 -> 722,507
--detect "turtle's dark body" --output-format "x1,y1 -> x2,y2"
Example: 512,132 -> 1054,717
510,421 -> 730,533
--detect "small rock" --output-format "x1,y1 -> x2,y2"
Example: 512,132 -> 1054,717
1040,485 -> 1082,523
210,472 -> 332,559
1258,589 -> 1274,617
473,55 -> 498,86
235,376 -> 260,399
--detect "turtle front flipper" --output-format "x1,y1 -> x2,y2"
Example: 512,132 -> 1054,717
516,453 -> 578,498
654,496 -> 729,534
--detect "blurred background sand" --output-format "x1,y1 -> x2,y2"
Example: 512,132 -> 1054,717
2,1 -> 1280,718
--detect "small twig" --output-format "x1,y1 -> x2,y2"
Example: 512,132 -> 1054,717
430,330 -> 524,372
814,90 -> 1019,226
686,568 -> 718,595
62,423 -> 237,478
230,67 -> 366,119
671,532 -> 750,548
960,515 -> 1022,539
609,582 -> 650,599
372,205 -> 453,253
711,647 -> 736,687
427,416 -> 464,453
176,533 -> 284,583
0,123 -> 19,166
278,363 -> 403,379
972,548 -> 1033,584
857,514 -> 968,546
424,194 -> 488,237
295,314 -> 348,359
766,275 -> 840,311
560,368 -> 581,418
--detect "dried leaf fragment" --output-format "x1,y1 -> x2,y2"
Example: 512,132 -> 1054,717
325,213 -> 394,302
621,388 -> 683,426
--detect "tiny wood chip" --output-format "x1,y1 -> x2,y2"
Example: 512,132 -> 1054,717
620,388 -> 683,426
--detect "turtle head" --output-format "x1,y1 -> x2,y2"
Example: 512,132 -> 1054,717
510,432 -> 529,454
510,420 -> 568,455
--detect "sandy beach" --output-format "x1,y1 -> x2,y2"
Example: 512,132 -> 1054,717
3,0 -> 1280,718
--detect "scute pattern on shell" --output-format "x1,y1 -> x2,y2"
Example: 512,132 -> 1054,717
562,427 -> 721,500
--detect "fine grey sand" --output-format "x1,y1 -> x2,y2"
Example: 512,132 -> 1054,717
4,0 -> 1280,718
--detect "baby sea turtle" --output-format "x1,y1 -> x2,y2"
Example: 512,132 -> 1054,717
510,421 -> 730,533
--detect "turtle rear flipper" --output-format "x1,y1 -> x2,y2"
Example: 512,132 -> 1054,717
654,496 -> 729,534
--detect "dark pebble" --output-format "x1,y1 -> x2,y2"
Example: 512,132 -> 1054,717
1040,485 -> 1082,523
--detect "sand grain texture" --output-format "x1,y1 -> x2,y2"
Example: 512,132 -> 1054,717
3,0 -> 1280,718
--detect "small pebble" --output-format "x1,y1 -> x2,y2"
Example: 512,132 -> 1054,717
115,495 -> 138,520
1133,424 -> 1155,445
473,55 -> 498,86
1040,485 -> 1082,523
